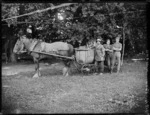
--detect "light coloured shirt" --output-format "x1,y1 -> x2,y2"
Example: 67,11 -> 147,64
95,44 -> 105,61
112,42 -> 122,51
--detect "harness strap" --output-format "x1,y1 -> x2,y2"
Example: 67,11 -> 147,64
114,50 -> 121,52
28,40 -> 39,54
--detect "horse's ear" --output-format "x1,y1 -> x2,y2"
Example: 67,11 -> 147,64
18,37 -> 21,40
20,35 -> 25,40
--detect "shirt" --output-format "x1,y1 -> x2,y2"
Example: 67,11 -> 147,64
104,44 -> 113,55
112,42 -> 122,52
95,44 -> 105,61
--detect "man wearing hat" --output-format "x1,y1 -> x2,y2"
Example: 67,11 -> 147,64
111,35 -> 122,73
94,37 -> 105,75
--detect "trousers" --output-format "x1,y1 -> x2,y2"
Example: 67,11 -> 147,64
95,61 -> 104,73
105,53 -> 113,70
111,52 -> 121,72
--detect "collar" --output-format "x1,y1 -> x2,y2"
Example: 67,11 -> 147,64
28,40 -> 39,54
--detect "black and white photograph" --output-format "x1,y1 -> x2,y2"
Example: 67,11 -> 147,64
1,2 -> 148,114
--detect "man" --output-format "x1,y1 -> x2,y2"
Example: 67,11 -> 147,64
94,37 -> 105,75
104,39 -> 113,72
111,35 -> 122,73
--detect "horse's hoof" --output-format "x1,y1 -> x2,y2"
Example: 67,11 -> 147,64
63,67 -> 68,76
33,74 -> 39,78
33,76 -> 39,78
38,73 -> 41,77
65,73 -> 69,77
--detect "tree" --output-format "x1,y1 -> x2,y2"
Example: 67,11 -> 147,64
2,3 -> 147,61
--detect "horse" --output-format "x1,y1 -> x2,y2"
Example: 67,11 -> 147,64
13,35 -> 74,78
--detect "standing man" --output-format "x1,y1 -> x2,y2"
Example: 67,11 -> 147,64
94,37 -> 105,75
104,39 -> 113,72
111,35 -> 122,73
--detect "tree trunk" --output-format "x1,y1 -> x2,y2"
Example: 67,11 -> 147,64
121,25 -> 125,66
9,36 -> 18,63
10,50 -> 17,63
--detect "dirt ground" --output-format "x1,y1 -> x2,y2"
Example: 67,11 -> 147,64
2,60 -> 148,114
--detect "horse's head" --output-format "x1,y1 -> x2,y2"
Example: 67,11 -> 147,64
13,37 -> 25,54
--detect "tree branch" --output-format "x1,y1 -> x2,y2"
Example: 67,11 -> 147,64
2,3 -> 77,21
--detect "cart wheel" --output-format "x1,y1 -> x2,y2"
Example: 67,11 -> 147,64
71,61 -> 82,74
81,64 -> 91,76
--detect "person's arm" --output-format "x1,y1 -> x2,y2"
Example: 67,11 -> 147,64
107,46 -> 113,52
108,49 -> 113,52
113,43 -> 122,51
105,47 -> 109,51
104,44 -> 107,51
93,41 -> 97,47
106,45 -> 113,52
120,43 -> 122,51
113,47 -> 121,51
104,44 -> 110,51
102,46 -> 105,56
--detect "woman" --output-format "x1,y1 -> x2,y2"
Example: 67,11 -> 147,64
103,39 -> 113,72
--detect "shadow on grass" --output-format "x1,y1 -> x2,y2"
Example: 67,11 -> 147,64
129,99 -> 147,114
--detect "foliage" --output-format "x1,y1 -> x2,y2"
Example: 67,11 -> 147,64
2,2 -> 147,56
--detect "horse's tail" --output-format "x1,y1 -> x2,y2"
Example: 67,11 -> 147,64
67,43 -> 74,56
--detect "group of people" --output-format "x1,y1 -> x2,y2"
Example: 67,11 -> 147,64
93,35 -> 122,75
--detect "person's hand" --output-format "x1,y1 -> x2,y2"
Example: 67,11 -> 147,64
109,50 -> 113,52
113,47 -> 116,50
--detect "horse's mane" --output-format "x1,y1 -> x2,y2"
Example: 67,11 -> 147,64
28,38 -> 43,44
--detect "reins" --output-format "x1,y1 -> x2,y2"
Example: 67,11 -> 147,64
28,40 -> 41,54
20,36 -> 40,55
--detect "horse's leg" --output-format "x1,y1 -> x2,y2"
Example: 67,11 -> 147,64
33,58 -> 41,78
36,59 -> 41,76
63,66 -> 69,76
33,59 -> 39,78
37,60 -> 41,76
62,60 -> 70,77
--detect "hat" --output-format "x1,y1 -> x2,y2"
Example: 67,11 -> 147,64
97,38 -> 101,41
97,37 -> 102,42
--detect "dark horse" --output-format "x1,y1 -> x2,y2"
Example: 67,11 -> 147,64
13,35 -> 74,78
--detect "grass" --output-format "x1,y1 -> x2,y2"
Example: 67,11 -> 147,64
2,60 -> 148,114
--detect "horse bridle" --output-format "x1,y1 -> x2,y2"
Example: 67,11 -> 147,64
27,40 -> 40,55
19,35 -> 40,54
